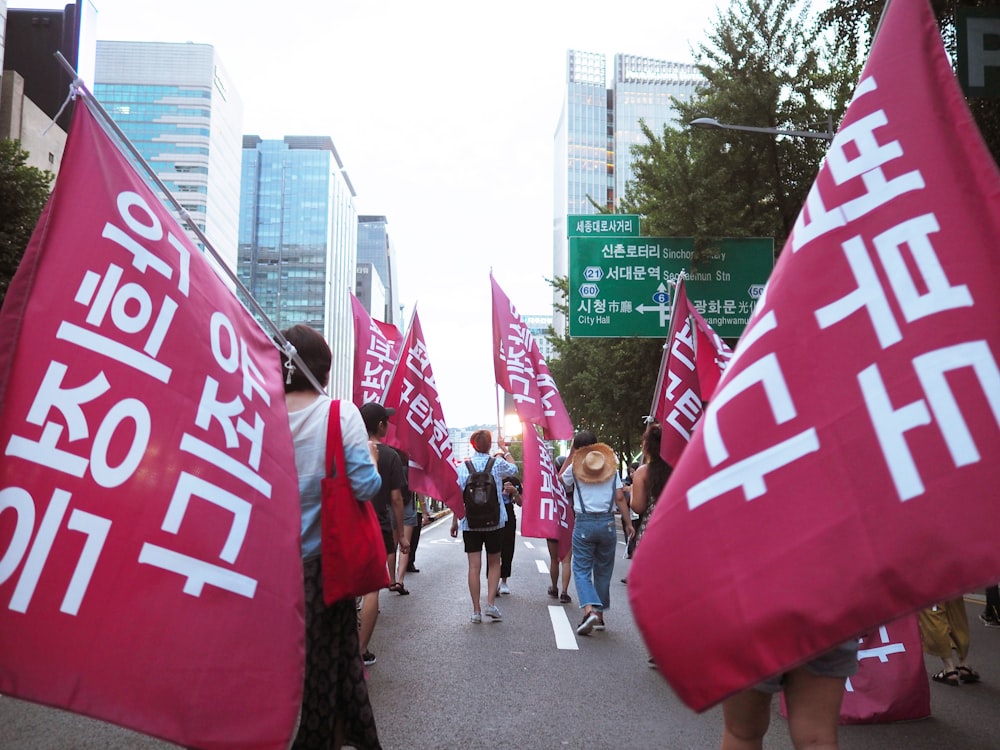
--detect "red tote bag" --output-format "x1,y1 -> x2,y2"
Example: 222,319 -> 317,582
320,400 -> 391,604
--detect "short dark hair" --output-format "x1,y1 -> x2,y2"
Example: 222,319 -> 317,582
279,324 -> 331,393
470,429 -> 493,454
572,430 -> 597,450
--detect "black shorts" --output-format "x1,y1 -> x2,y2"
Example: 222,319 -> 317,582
463,528 -> 503,554
380,528 -> 394,555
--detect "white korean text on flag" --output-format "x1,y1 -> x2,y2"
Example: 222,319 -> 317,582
631,0 -> 1000,711
382,310 -> 463,514
0,101 -> 303,749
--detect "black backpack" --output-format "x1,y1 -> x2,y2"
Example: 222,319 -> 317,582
463,458 -> 500,529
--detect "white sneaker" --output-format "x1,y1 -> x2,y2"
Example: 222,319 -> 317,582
498,581 -> 511,595
470,612 -> 482,624
576,612 -> 599,636
484,604 -> 503,621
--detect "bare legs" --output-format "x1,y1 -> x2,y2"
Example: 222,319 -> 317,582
394,526 -> 414,588
721,668 -> 845,750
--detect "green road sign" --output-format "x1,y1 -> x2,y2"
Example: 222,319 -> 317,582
567,214 -> 641,237
568,236 -> 774,338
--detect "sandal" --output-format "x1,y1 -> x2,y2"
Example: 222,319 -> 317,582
559,592 -> 572,604
547,585 -> 558,598
957,666 -> 981,684
389,582 -> 410,595
932,669 -> 960,687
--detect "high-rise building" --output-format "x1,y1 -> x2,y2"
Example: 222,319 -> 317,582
238,135 -> 358,399
1,0 -> 99,173
94,41 -> 243,273
357,215 -> 400,326
552,50 -> 702,332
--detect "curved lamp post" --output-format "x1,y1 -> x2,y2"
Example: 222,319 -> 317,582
689,116 -> 833,141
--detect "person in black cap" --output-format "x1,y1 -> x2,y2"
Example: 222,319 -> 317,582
357,402 -> 407,666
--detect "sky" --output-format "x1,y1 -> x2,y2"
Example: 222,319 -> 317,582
13,0 -> 724,427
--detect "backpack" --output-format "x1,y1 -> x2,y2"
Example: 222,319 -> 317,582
463,458 -> 500,529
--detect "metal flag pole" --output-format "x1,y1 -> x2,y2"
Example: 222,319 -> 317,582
379,303 -> 417,406
646,270 -> 687,422
52,52 -> 327,396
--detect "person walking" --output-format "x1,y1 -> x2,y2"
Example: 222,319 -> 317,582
450,429 -> 518,623
560,430 -> 633,636
919,597 -> 981,686
548,455 -> 573,604
280,324 -> 383,749
390,449 -> 418,595
497,475 -> 522,596
720,642 -> 859,750
406,495 -> 428,573
358,402 -> 408,666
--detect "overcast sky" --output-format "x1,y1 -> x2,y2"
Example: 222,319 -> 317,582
13,0 -> 723,427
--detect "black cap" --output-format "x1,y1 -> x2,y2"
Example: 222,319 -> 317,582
360,402 -> 396,433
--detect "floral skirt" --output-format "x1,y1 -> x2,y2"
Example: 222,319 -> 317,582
293,557 -> 381,750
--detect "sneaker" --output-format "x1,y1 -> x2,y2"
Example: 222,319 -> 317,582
577,612 -> 599,636
362,650 -> 376,666
484,604 -> 503,621
498,581 -> 511,595
470,612 -> 482,624
979,612 -> 1000,628
593,613 -> 605,631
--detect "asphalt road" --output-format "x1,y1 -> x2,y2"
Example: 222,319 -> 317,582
2,510 -> 999,749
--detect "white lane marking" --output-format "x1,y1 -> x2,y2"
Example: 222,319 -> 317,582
523,540 -> 535,549
549,605 -> 578,650
535,560 -> 549,574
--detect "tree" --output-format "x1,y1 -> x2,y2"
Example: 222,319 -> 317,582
0,140 -> 53,311
623,0 -> 840,254
816,0 -> 1000,166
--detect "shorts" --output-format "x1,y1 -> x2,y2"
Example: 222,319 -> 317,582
463,528 -> 503,554
755,639 -> 859,694
380,528 -> 394,555
390,500 -> 418,529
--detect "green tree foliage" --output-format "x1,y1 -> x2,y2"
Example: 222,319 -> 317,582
0,140 -> 53,311
817,0 -> 1000,165
546,276 -> 659,464
623,0 -> 839,254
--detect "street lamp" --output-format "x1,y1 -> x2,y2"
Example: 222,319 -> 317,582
689,116 -> 833,141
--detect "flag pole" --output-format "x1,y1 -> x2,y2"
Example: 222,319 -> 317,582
380,303 -> 418,406
52,52 -> 327,396
646,270 -> 687,421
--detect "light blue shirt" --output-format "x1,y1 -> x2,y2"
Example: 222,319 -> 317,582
455,451 -> 517,532
288,396 -> 381,561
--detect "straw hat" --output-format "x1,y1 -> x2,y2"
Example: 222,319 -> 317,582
572,443 -> 617,483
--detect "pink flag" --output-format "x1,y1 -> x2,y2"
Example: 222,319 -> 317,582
631,0 -> 1000,711
690,299 -> 733,401
491,274 -> 573,440
0,101 -> 303,748
781,614 -> 929,724
519,424 -> 573,560
653,277 -> 703,466
350,292 -> 402,408
382,309 -> 463,515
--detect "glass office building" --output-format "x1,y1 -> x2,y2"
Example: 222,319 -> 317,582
94,41 -> 243,275
357,215 -> 400,327
238,136 -> 358,399
552,50 -> 702,333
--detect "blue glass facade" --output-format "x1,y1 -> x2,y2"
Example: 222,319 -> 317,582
94,41 -> 243,273
552,50 -> 703,333
356,216 -> 399,326
238,136 -> 358,398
